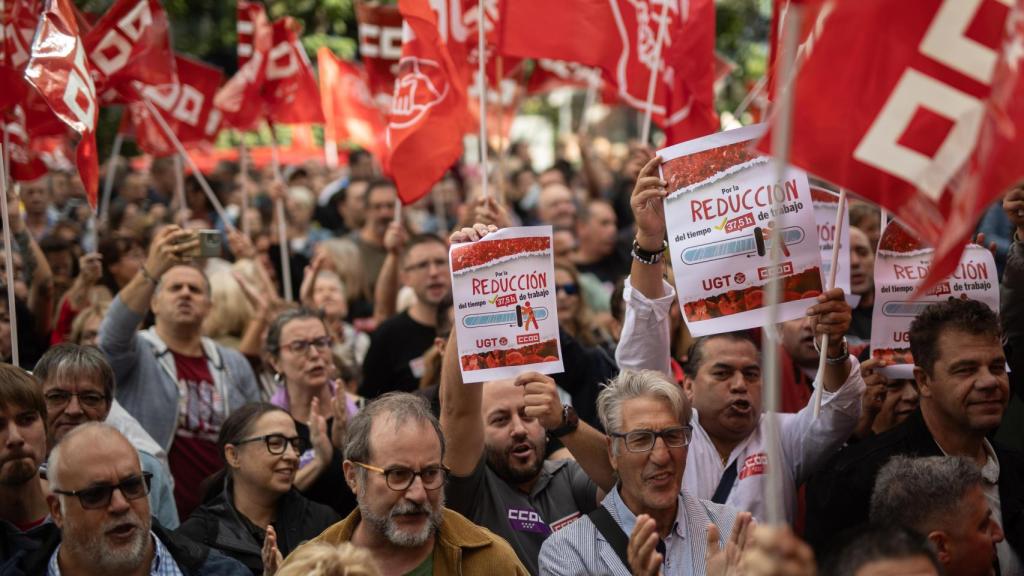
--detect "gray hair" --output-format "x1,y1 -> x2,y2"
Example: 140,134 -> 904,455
154,264 -> 212,297
597,370 -> 690,452
48,422 -> 140,490
33,344 -> 115,403
344,393 -> 445,469
869,455 -> 984,533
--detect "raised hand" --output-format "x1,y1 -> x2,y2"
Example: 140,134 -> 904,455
628,514 -> 664,576
449,223 -> 498,244
261,525 -> 283,576
631,155 -> 667,251
707,512 -> 754,576
516,372 -> 563,431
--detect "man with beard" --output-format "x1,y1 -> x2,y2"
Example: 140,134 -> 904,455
807,299 -> 1024,573
361,234 -> 452,398
33,344 -> 178,529
17,423 -> 248,575
282,393 -> 527,575
0,364 -> 49,532
99,225 -> 260,519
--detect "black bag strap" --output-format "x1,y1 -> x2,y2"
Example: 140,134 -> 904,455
588,505 -> 631,569
711,458 -> 739,504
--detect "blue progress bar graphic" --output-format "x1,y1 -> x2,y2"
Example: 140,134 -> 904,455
882,301 -> 933,317
463,307 -> 550,328
681,227 -> 804,265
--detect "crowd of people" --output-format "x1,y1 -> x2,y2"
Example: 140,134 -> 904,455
0,138 -> 1019,576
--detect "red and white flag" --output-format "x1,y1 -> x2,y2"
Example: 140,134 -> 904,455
25,0 -> 99,209
317,48 -> 387,159
125,55 -> 224,156
1,105 -> 47,181
0,0 -> 41,113
215,0 -> 272,131
263,17 -> 324,125
759,0 -> 1024,294
386,0 -> 470,205
355,2 -> 403,113
499,0 -> 718,143
83,0 -> 176,100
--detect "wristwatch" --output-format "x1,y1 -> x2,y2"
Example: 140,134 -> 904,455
550,405 -> 579,438
631,238 -> 668,265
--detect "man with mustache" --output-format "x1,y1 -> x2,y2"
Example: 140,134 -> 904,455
609,155 -> 864,523
807,298 -> 1024,574
282,393 -> 528,575
0,364 -> 49,532
99,225 -> 260,519
17,423 -> 248,575
33,344 -> 178,529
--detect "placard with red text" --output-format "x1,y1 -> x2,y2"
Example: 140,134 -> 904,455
659,124 -> 823,337
870,222 -> 998,380
449,226 -> 563,383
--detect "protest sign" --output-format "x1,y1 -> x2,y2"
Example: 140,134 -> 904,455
449,226 -> 563,383
659,124 -> 823,337
812,186 -> 850,297
870,222 -> 999,380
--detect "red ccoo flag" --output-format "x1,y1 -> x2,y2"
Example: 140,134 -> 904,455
215,0 -> 272,131
263,17 -> 324,125
0,0 -> 40,114
317,48 -> 387,159
84,0 -> 176,101
759,0 -> 1024,295
25,0 -> 99,209
386,0 -> 469,205
355,2 -> 404,114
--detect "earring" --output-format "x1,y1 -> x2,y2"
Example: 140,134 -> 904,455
274,372 -> 282,384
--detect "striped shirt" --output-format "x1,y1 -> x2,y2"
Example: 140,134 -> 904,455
48,531 -> 183,576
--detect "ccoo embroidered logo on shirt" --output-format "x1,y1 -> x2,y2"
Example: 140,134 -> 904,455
507,507 -> 551,535
738,452 -> 768,480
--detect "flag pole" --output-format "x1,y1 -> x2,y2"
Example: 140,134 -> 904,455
763,2 -> 802,527
477,0 -> 489,201
268,126 -> 293,302
639,0 -> 671,145
173,154 -> 186,226
578,68 -> 601,137
99,131 -> 124,226
495,55 -> 507,205
236,130 -> 251,238
0,140 -> 19,366
812,188 -> 847,416
140,97 -> 236,232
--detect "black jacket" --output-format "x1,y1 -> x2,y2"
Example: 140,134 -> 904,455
176,481 -> 339,574
805,409 -> 1024,558
11,520 -> 248,576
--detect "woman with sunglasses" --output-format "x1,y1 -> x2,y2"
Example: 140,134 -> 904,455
554,260 -> 617,357
177,403 -> 339,575
265,307 -> 360,516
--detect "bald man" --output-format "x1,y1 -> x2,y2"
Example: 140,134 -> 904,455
17,423 -> 247,575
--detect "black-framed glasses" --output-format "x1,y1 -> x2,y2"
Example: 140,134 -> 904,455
556,283 -> 579,296
404,258 -> 448,273
52,472 -> 153,510
610,426 -> 693,453
234,433 -> 310,455
281,337 -> 332,355
351,461 -> 449,491
44,390 -> 108,410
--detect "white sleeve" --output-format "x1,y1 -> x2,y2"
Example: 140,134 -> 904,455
614,276 -> 676,376
779,356 -> 865,484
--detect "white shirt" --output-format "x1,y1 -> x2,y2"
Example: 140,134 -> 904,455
616,276 -> 865,523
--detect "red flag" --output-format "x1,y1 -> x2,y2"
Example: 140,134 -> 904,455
499,0 -> 718,142
355,2 -> 403,113
0,0 -> 41,113
317,48 -> 387,159
127,55 -> 224,156
759,0 -> 1022,295
25,0 -> 99,209
263,17 -> 323,124
215,0 -> 272,131
1,105 -> 47,181
386,0 -> 469,205
83,0 -> 176,100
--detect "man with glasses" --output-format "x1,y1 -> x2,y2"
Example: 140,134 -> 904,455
33,344 -> 179,529
16,423 -> 248,575
283,392 -> 528,575
361,234 -> 452,398
99,226 -> 260,518
538,369 -> 748,575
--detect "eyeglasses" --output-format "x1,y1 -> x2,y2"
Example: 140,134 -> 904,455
351,461 -> 449,491
52,472 -> 153,510
556,283 -> 579,296
281,336 -> 332,355
44,390 -> 108,410
610,426 -> 693,453
404,258 -> 448,273
233,433 -> 310,455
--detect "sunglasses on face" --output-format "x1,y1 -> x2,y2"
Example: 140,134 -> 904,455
233,433 -> 310,455
556,283 -> 579,296
52,472 -> 153,510
281,336 -> 332,355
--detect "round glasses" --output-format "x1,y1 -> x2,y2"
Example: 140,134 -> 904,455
352,461 -> 449,491
280,337 -> 332,355
52,472 -> 153,510
234,433 -> 310,455
609,426 -> 693,453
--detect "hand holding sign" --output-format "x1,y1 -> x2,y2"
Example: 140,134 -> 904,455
631,154 -> 668,251
805,288 -> 851,357
516,371 -> 562,430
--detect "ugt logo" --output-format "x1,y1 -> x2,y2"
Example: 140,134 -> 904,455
388,56 -> 449,130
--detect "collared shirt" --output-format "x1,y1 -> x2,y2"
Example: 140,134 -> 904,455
48,531 -> 183,576
978,441 -> 1021,576
610,487 -> 693,576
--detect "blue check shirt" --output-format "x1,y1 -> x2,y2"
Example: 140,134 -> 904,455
48,531 -> 183,576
